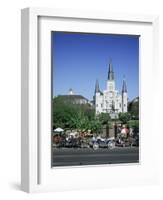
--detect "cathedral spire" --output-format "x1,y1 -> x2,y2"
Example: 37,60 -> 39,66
122,78 -> 127,93
95,79 -> 100,93
108,60 -> 114,80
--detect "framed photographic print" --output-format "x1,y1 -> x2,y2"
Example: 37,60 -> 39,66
52,31 -> 139,167
21,8 -> 159,193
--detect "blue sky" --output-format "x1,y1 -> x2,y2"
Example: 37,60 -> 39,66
52,32 -> 139,101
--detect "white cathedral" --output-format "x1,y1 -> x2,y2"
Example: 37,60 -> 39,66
94,61 -> 128,115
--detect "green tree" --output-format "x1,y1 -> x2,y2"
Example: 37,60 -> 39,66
89,119 -> 102,134
119,112 -> 131,124
70,111 -> 89,131
98,113 -> 111,125
52,96 -> 95,130
52,96 -> 77,129
128,98 -> 139,119
127,120 -> 139,129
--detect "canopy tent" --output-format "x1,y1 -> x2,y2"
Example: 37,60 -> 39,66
54,127 -> 64,132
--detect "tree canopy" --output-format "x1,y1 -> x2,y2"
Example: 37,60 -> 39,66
53,95 -> 139,134
118,112 -> 131,124
52,96 -> 95,131
128,97 -> 139,119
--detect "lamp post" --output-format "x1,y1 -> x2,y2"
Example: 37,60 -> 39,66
106,123 -> 109,138
114,114 -> 118,139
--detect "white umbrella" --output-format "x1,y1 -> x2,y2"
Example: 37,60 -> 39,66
54,127 -> 64,132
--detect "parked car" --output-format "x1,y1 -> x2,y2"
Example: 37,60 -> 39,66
89,137 -> 116,149
64,137 -> 81,148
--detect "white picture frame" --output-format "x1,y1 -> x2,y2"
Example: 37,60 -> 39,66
21,7 -> 159,193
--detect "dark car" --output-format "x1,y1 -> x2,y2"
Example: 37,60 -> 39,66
64,137 -> 81,148
89,137 -> 116,149
97,139 -> 108,148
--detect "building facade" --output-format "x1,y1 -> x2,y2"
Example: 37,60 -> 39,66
59,88 -> 91,105
94,62 -> 128,115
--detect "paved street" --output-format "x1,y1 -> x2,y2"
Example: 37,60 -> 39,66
52,147 -> 139,167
